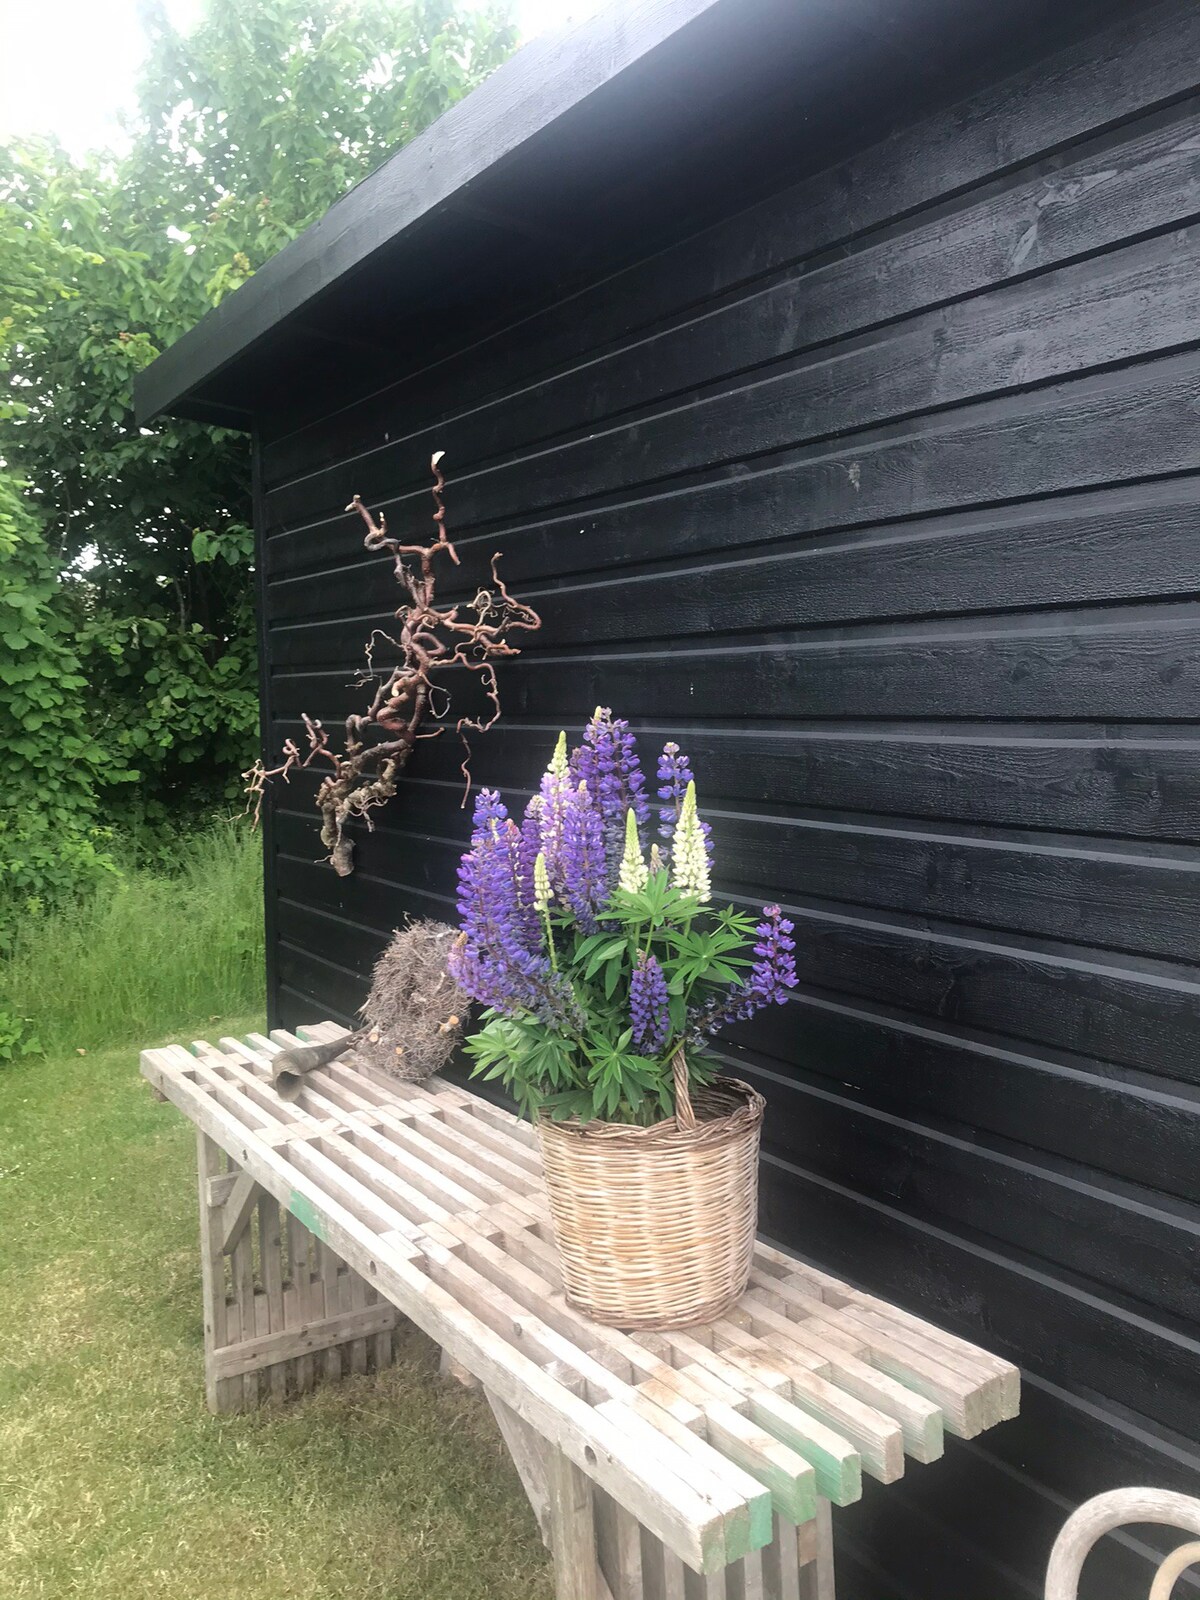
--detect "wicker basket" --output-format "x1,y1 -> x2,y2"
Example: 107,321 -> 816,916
536,1049 -> 765,1329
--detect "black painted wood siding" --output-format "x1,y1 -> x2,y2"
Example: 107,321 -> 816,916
254,5 -> 1200,1595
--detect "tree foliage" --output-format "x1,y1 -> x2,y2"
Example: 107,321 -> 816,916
0,0 -> 517,917
0,471 -> 123,940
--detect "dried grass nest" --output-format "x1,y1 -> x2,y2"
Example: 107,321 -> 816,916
351,919 -> 469,1081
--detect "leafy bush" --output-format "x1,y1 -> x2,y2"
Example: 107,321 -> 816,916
0,472 -> 127,943
0,818 -> 264,1055
0,1008 -> 40,1063
78,606 -> 259,824
0,815 -> 121,931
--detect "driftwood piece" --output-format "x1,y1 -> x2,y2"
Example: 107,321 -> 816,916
244,455 -> 540,874
270,1037 -> 353,1101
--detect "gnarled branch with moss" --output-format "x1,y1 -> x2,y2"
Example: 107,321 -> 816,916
245,453 -> 541,875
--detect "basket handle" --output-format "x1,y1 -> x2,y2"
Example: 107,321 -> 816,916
671,1046 -> 697,1132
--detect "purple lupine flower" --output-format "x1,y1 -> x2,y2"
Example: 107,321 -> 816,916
448,934 -> 583,1031
629,951 -> 670,1054
657,741 -> 691,830
736,904 -> 797,1013
455,789 -> 531,965
447,935 -> 506,1012
560,782 -> 608,933
452,788 -> 582,1030
685,903 -> 797,1041
656,741 -> 712,864
573,707 -> 650,873
470,785 -> 510,838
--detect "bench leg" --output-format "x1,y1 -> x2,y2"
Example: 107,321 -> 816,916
798,1504 -> 834,1600
763,1511 -> 801,1600
638,1528 -> 688,1600
194,1135 -> 400,1411
596,1491 -> 644,1599
753,1504 -> 835,1600
483,1385 -> 613,1598
197,1132 -> 242,1413
547,1444 -> 601,1600
639,1529 -> 742,1600
485,1391 -> 552,1547
725,1546 -> 763,1600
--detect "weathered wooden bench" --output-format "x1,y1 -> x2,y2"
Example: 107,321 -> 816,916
141,1023 -> 1021,1600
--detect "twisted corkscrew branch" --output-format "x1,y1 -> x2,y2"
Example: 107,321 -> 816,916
244,453 -> 541,876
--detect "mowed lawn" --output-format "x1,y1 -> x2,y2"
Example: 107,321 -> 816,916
0,1020 -> 553,1600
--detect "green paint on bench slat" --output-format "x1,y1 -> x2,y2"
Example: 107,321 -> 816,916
288,1190 -> 326,1241
747,1393 -> 862,1506
745,1488 -> 775,1556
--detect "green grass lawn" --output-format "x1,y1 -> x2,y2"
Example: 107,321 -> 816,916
0,1019 -> 554,1600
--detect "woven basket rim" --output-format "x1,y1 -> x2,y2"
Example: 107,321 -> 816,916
536,1073 -> 764,1148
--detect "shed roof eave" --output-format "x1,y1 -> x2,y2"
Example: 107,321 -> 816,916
132,0 -> 724,427
135,0 -> 1123,430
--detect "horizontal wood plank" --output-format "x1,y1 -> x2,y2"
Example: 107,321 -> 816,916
273,722 -> 1200,842
210,1301 -> 399,1379
268,477 -> 1200,637
271,795 -> 1200,964
272,605 -> 1200,725
747,1071 -> 1200,1325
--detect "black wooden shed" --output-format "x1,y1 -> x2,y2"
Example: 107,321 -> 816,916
137,2 -> 1200,1595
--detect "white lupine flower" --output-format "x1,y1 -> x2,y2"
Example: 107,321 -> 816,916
547,730 -> 569,779
618,807 -> 648,893
649,842 -> 664,875
670,780 -> 711,902
533,851 -> 552,913
538,739 -> 570,884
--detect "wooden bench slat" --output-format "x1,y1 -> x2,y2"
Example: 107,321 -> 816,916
731,1294 -> 943,1463
434,1213 -> 777,1554
186,1049 -> 429,1241
710,1318 -> 905,1483
754,1242 -> 1019,1404
638,1330 -> 862,1507
744,1270 -> 988,1439
216,1042 -> 542,1243
643,1367 -> 817,1530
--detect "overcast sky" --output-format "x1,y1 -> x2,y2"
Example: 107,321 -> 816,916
0,0 -> 595,156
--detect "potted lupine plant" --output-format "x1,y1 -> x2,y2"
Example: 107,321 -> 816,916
449,710 -> 796,1329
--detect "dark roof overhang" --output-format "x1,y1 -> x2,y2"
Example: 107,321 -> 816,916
136,0 -> 1123,430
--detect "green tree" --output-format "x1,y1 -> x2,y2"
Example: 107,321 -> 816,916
0,153 -> 124,951
0,470 -> 123,947
0,0 -> 516,841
